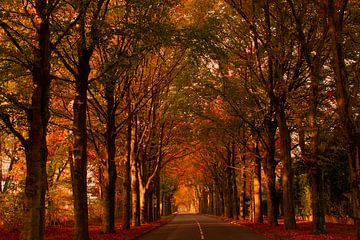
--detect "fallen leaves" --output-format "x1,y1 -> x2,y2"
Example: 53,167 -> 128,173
0,219 -> 169,240
232,219 -> 355,240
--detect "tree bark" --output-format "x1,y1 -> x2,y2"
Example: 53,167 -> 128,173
263,113 -> 278,226
130,116 -> 140,226
101,85 -> 117,233
276,102 -> 296,229
139,184 -> 148,223
19,11 -> 51,240
72,49 -> 91,240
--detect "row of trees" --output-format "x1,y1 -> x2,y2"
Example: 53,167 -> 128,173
177,0 -> 360,239
1,0 -> 360,240
0,1 -> 202,240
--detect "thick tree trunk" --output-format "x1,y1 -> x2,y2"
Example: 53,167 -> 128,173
21,86 -> 49,240
310,168 -> 326,234
72,50 -> 91,240
263,114 -> 278,226
20,15 -> 51,240
276,104 -> 296,229
263,156 -> 277,226
140,184 -> 147,223
101,86 -> 117,233
100,153 -> 116,234
308,77 -> 326,234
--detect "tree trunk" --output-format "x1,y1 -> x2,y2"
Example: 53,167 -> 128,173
130,118 -> 140,226
20,14 -> 51,240
72,50 -> 91,240
310,167 -> 326,234
101,85 -> 117,233
263,155 -> 278,226
308,73 -> 326,234
139,184 -> 147,223
276,103 -> 296,229
263,113 -> 278,226
21,81 -> 49,240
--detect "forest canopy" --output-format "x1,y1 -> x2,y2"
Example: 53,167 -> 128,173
0,0 -> 360,240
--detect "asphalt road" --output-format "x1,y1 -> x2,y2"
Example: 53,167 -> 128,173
134,214 -> 269,240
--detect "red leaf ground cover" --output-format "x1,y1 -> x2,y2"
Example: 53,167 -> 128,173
0,219 -> 170,240
229,218 -> 355,240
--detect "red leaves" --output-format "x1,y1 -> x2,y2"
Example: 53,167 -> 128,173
0,219 -> 168,240
234,219 -> 355,240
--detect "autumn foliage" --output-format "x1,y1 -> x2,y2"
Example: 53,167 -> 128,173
1,0 -> 360,240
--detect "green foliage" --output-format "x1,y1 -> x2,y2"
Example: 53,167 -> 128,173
161,173 -> 178,198
294,174 -> 312,217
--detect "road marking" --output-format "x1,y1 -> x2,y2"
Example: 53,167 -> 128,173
195,219 -> 205,240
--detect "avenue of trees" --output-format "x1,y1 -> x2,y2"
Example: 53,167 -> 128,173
0,1 -> 360,240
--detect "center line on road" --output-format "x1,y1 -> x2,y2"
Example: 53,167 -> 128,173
195,219 -> 205,240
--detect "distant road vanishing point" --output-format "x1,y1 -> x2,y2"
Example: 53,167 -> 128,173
134,214 -> 269,240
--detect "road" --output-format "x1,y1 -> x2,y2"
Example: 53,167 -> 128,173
134,214 -> 269,240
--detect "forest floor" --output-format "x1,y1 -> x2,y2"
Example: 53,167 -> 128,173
1,215 -> 355,240
218,216 -> 355,240
0,216 -> 173,240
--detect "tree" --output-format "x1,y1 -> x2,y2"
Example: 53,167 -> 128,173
55,1 -> 110,238
0,1 -> 79,239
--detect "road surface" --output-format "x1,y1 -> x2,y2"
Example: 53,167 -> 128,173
134,214 -> 269,240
